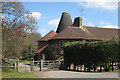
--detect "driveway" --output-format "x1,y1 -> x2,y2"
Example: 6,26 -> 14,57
36,70 -> 119,78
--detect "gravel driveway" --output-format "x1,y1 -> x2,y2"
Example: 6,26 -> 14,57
36,70 -> 118,78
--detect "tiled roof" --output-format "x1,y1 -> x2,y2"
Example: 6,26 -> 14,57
38,30 -> 57,41
34,45 -> 48,53
52,26 -> 119,40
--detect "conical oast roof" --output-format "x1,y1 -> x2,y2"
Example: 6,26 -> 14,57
56,12 -> 72,33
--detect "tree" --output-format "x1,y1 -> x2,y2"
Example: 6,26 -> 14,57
22,32 -> 41,60
2,2 -> 38,58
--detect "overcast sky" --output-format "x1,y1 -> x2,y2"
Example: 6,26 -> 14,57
23,1 -> 118,36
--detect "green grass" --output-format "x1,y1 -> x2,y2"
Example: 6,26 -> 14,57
11,60 -> 30,64
19,61 -> 30,64
2,71 -> 39,78
11,60 -> 17,63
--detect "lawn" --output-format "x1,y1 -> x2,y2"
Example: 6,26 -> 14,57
11,60 -> 30,64
2,71 -> 40,78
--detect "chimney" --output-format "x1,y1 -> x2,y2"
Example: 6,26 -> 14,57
73,17 -> 82,27
56,12 -> 72,33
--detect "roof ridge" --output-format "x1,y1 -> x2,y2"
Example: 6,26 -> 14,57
84,26 -> 119,30
69,26 -> 119,30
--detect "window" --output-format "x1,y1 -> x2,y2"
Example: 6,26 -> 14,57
58,40 -> 67,47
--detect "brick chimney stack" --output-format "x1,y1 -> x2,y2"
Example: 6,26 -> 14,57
73,17 -> 82,27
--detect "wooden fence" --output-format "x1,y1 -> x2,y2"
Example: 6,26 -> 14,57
2,59 -> 62,72
2,59 -> 19,71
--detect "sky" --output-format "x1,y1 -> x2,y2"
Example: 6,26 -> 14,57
22,1 -> 118,36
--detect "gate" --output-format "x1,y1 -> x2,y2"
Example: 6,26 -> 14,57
18,60 -> 41,72
41,60 -> 61,71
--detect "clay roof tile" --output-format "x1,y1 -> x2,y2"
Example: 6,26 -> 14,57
38,30 -> 57,41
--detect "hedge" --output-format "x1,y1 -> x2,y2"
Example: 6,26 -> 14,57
63,40 -> 119,72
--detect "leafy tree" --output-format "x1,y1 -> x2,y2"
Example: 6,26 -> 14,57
22,32 -> 41,60
2,2 -> 38,58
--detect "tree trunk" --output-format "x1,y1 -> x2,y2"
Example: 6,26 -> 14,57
68,64 -> 71,70
112,60 -> 114,71
74,64 -> 76,70
100,65 -> 102,72
31,45 -> 32,54
87,64 -> 90,72
84,66 -> 86,71
88,68 -> 90,72
94,65 -> 96,72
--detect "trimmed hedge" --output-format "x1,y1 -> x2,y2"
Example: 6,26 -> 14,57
64,40 -> 119,72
